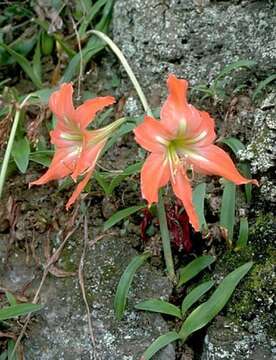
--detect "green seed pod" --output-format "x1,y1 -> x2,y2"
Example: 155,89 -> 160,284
41,31 -> 54,56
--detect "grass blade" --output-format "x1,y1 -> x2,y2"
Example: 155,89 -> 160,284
235,217 -> 249,251
114,252 -> 151,320
253,73 -> 276,101
192,183 -> 207,231
79,0 -> 108,38
179,261 -> 253,341
141,331 -> 179,360
220,180 -> 236,243
216,60 -> 256,80
0,43 -> 42,88
181,280 -> 215,316
103,205 -> 145,231
0,303 -> 42,321
135,299 -> 182,319
178,256 -> 216,288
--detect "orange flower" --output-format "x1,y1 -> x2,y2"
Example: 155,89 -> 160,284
30,83 -> 123,209
134,74 -> 258,231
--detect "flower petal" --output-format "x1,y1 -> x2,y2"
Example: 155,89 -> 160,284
171,166 -> 200,231
73,96 -> 115,130
66,169 -> 93,210
29,147 -> 80,186
71,138 -> 106,181
185,110 -> 216,147
134,116 -> 173,153
49,83 -> 75,121
141,153 -> 170,204
189,144 -> 258,185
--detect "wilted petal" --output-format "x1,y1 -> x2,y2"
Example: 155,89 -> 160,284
73,96 -> 115,130
134,116 -> 173,153
171,166 -> 200,231
141,153 -> 170,204
190,144 -> 259,185
66,169 -> 93,210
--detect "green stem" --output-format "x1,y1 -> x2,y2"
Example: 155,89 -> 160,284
0,94 -> 33,198
90,30 -> 175,282
0,109 -> 21,198
90,30 -> 152,117
157,189 -> 176,283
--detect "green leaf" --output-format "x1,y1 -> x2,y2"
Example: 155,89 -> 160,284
5,292 -> 17,306
103,205 -> 145,231
29,150 -> 54,167
135,299 -> 182,319
104,122 -> 136,153
235,217 -> 249,251
221,138 -> 252,203
7,340 -> 16,360
220,137 -> 245,155
0,303 -> 42,321
141,331 -> 180,360
178,256 -> 216,288
33,33 -> 42,83
0,351 -> 7,360
114,252 -> 151,320
192,183 -> 207,231
11,137 -> 30,173
79,0 -> 108,38
215,60 -> 256,81
181,280 -> 214,316
107,162 -> 142,195
93,171 -> 110,196
179,261 -> 253,340
0,43 -> 42,88
253,73 -> 276,101
220,180 -> 236,242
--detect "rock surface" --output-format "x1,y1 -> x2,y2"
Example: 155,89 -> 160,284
113,0 -> 276,92
201,317 -> 276,360
0,232 -> 174,359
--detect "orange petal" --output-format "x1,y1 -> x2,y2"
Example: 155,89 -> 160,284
171,166 -> 200,232
29,147 -> 79,186
141,153 -> 170,204
49,83 -> 75,121
189,144 -> 259,185
66,169 -> 93,210
134,116 -> 172,153
71,138 -> 106,181
185,110 -> 216,147
73,96 -> 115,130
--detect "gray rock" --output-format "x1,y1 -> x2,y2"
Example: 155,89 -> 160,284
113,0 -> 276,94
0,234 -> 174,359
201,317 -> 276,360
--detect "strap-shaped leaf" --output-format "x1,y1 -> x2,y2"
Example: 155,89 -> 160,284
178,255 -> 215,288
103,205 -> 145,231
220,180 -> 236,242
0,303 -> 42,321
179,261 -> 253,340
135,299 -> 182,319
181,280 -> 214,315
192,183 -> 207,231
235,217 -> 249,250
0,43 -> 42,88
141,331 -> 179,360
11,137 -> 30,173
114,252 -> 151,320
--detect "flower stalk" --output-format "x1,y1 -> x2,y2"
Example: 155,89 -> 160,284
91,30 -> 176,282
